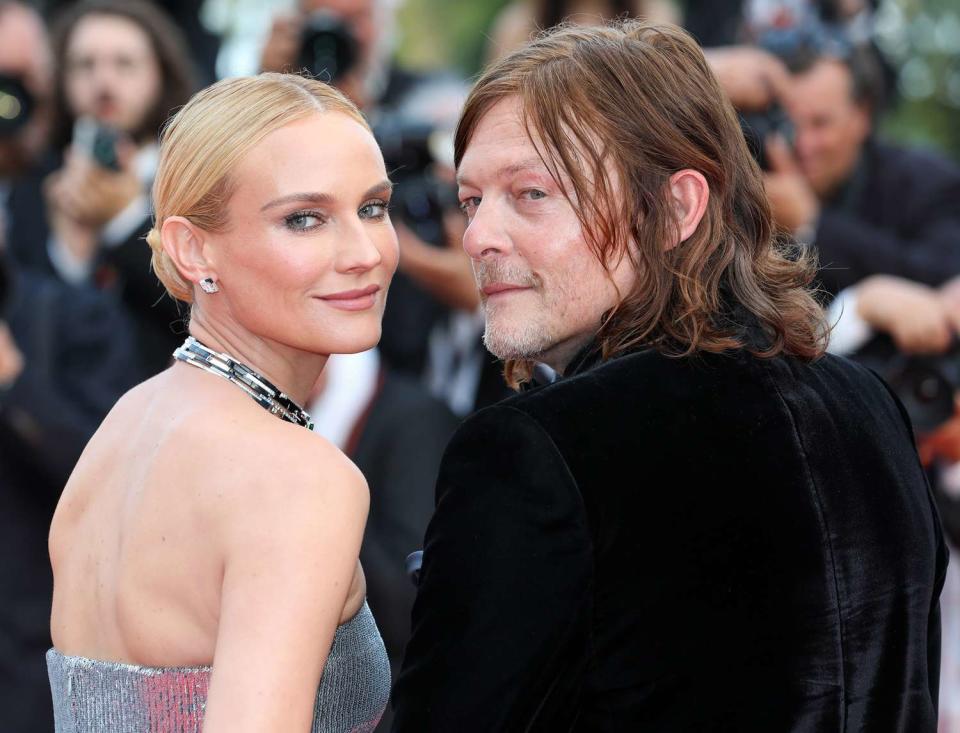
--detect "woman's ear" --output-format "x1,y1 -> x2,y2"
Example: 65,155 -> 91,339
161,216 -> 216,286
666,169 -> 710,250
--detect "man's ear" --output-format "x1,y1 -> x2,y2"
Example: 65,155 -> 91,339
666,169 -> 710,250
161,216 -> 216,285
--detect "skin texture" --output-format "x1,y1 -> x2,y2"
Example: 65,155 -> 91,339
48,111 -> 398,733
456,96 -> 708,374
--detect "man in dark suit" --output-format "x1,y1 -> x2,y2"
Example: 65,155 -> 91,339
392,21 -> 947,732
0,238 -> 139,733
760,44 -> 960,297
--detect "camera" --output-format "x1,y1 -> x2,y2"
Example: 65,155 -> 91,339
739,104 -> 794,171
0,74 -> 34,138
297,11 -> 359,83
852,336 -> 960,433
72,117 -> 121,171
373,116 -> 458,246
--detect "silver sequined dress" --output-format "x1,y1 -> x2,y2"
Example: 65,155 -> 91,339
46,601 -> 390,732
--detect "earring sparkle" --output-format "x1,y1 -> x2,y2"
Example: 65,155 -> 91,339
199,277 -> 219,294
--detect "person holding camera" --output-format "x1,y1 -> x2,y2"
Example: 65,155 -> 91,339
767,42 -> 959,295
0,1 -> 56,271
260,0 -> 415,114
42,0 -> 194,378
1,46 -> 140,721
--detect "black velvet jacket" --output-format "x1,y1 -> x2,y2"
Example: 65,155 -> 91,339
392,343 -> 947,732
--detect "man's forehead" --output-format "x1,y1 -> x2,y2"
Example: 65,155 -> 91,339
456,157 -> 548,186
457,100 -> 549,182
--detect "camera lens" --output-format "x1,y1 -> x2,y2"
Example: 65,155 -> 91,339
0,74 -> 33,138
297,12 -> 358,83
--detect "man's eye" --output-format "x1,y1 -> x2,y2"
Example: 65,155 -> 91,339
459,196 -> 481,213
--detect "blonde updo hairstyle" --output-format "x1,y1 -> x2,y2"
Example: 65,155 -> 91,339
145,73 -> 370,303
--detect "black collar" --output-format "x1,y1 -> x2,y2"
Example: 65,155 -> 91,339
563,337 -> 606,378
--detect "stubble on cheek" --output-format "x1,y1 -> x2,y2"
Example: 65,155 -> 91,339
474,260 -> 558,360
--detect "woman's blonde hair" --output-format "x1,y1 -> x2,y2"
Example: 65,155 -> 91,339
146,73 -> 369,302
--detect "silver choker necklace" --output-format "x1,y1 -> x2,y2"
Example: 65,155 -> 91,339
173,336 -> 314,430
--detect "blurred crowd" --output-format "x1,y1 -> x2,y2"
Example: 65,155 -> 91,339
0,1 -> 958,731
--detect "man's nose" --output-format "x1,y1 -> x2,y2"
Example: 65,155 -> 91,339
462,200 -> 509,260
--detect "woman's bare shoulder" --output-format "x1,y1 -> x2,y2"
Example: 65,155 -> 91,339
185,403 -> 369,534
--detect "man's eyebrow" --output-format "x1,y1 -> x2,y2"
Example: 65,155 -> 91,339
456,158 -> 547,186
260,180 -> 393,212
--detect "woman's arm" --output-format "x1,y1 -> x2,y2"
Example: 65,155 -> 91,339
202,433 -> 369,733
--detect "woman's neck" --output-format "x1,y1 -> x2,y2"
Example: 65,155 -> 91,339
187,314 -> 327,407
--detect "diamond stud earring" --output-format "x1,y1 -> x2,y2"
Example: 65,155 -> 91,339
199,277 -> 219,294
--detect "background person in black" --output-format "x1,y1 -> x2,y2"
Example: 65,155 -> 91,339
393,21 -> 946,731
763,42 -> 960,295
0,194 -> 139,733
39,0 -> 194,378
0,0 -> 55,269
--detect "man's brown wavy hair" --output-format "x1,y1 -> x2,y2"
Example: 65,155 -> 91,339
454,21 -> 828,387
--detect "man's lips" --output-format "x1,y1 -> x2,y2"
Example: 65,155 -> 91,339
481,282 -> 532,297
316,284 -> 380,311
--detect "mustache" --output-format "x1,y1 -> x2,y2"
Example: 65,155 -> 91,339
473,260 -> 540,292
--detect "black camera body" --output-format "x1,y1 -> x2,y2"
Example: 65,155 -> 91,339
297,11 -> 359,83
72,117 -> 122,171
0,74 -> 34,138
739,104 -> 794,171
852,335 -> 960,433
373,117 -> 458,246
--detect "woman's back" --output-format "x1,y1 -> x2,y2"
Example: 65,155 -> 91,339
48,365 -> 387,732
50,365 -> 368,666
47,71 -> 400,732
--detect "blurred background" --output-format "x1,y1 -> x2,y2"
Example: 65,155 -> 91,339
0,1 -> 958,731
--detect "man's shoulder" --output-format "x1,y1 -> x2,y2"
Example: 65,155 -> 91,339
869,139 -> 960,188
496,348 -> 750,413
479,349 -> 888,438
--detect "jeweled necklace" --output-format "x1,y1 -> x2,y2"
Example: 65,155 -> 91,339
173,336 -> 314,430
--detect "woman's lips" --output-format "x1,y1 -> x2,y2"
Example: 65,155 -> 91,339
316,284 -> 380,311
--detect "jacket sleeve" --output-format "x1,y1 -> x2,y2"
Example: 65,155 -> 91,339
813,151 -> 960,292
391,404 -> 593,732
815,207 -> 960,291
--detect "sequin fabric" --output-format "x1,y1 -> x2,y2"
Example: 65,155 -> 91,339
47,601 -> 390,732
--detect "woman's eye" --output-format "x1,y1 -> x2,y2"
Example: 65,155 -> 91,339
285,212 -> 324,231
523,189 -> 546,201
359,200 -> 390,220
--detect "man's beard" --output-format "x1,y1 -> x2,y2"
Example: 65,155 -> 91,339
473,259 -> 554,360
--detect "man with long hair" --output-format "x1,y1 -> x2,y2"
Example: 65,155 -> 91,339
392,21 -> 946,732
41,0 -> 194,378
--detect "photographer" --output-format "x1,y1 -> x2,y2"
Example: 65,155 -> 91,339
0,200 -> 139,732
43,0 -> 194,377
260,0 -> 415,112
0,1 -> 54,272
726,35 -> 960,296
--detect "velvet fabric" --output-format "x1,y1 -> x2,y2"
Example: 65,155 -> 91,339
392,345 -> 947,732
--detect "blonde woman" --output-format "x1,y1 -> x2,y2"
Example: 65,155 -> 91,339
46,73 -> 397,732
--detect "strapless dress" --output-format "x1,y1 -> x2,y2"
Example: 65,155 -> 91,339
46,601 -> 390,732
